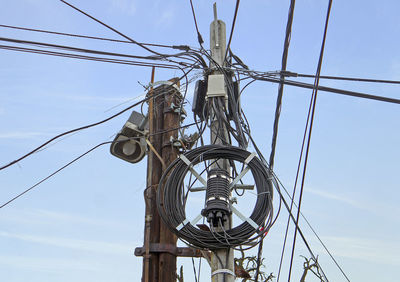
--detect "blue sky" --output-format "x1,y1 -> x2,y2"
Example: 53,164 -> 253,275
1,0 -> 399,281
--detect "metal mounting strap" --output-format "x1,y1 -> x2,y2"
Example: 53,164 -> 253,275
176,213 -> 203,231
231,205 -> 259,230
179,154 -> 207,186
211,269 -> 236,278
229,152 -> 256,190
244,152 -> 256,165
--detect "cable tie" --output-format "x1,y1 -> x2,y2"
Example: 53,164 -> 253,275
211,269 -> 235,278
176,219 -> 189,231
172,45 -> 190,51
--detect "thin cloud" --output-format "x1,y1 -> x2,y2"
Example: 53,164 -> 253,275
306,188 -> 370,211
0,255 -> 99,273
321,236 -> 400,266
0,208 -> 131,230
0,231 -> 136,256
0,131 -> 49,140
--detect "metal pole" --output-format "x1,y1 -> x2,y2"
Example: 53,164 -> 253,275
208,4 -> 235,282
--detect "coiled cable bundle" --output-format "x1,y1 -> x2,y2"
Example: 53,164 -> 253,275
157,145 -> 274,249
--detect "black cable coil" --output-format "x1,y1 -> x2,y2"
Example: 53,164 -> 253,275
157,145 -> 274,249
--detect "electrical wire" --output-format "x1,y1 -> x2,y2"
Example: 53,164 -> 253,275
238,69 -> 400,105
268,0 -> 296,171
0,44 -> 181,69
283,70 -> 400,84
288,1 -> 332,281
246,134 -> 329,280
189,0 -> 204,45
59,0 -> 163,57
0,36 -> 198,66
0,23 -> 179,49
224,0 -> 240,63
0,121 -> 199,210
0,141 -> 111,209
59,0 -> 208,69
255,1 -> 296,280
0,70 -> 194,171
273,172 -> 351,282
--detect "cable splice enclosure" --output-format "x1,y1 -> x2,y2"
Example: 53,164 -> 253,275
202,168 -> 231,226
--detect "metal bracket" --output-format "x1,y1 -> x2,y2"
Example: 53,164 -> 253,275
230,205 -> 259,230
179,154 -> 207,186
229,152 -> 256,190
176,213 -> 203,231
135,244 -> 204,257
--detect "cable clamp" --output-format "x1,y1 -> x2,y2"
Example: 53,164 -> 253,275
211,269 -> 235,278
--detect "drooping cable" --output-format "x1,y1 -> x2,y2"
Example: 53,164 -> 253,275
189,0 -> 204,45
269,0 -> 296,170
0,121 -> 199,210
224,0 -> 240,64
0,36 -> 198,66
59,0 -> 162,56
0,44 -> 180,69
288,1 -> 332,281
0,24 -> 178,49
283,70 -> 400,84
0,141 -> 111,209
255,2 -> 296,281
0,69 -> 194,171
273,171 -> 351,282
239,70 -> 400,105
246,134 -> 329,278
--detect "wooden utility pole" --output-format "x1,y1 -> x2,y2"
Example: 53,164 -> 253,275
137,76 -> 201,282
158,78 -> 180,282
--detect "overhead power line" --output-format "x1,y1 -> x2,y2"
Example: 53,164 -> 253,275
288,0 -> 333,281
0,44 -> 180,69
0,24 -> 176,49
266,0 -> 297,280
0,121 -> 198,210
0,141 -> 111,209
0,71 -> 195,171
0,36 -> 192,64
224,0 -> 241,63
282,71 -> 400,84
59,0 -> 163,57
189,0 -> 204,45
244,72 -> 400,105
